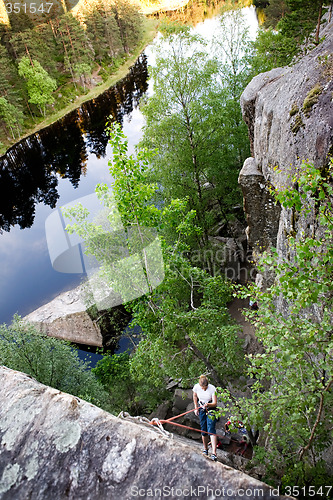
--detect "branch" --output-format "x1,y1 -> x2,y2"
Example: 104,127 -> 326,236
299,376 -> 333,461
176,269 -> 198,311
184,332 -> 224,388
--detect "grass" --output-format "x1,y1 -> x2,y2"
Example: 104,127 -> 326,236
0,17 -> 158,156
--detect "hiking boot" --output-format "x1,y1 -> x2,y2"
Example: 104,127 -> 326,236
210,454 -> 217,461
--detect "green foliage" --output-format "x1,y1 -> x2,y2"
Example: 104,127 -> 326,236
130,252 -> 244,388
18,56 -> 57,115
0,1 -> 144,143
279,0 -> 323,42
230,161 -> 333,486
74,63 -> 92,91
0,315 -> 110,410
253,0 -> 270,6
10,23 -> 58,78
84,2 -> 123,62
65,125 -> 245,401
214,8 -> 253,94
139,21 -> 250,263
262,0 -> 289,29
93,350 -> 168,414
252,0 -> 325,71
93,350 -> 131,386
251,28 -> 298,71
281,460 -> 333,496
0,96 -> 24,139
111,0 -> 143,54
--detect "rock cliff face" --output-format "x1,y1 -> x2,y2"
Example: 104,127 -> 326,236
0,366 -> 293,500
239,22 -> 333,261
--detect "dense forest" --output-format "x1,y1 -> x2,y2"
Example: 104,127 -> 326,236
254,0 -> 332,66
1,0 -> 332,494
0,0 -> 143,145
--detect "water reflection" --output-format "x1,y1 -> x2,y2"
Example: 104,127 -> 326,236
0,5 -> 258,326
0,54 -> 148,234
150,0 -> 224,25
150,0 -> 253,25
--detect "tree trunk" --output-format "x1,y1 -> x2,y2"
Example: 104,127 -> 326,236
184,333 -> 225,388
315,2 -> 323,44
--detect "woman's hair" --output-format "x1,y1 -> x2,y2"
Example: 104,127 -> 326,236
199,375 -> 208,387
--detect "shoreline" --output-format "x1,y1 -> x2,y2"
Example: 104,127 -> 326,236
140,0 -> 190,15
0,17 -> 159,157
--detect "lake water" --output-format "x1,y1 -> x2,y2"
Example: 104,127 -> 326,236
0,5 -> 258,352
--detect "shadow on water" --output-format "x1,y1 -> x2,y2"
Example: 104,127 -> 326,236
0,54 -> 148,234
76,322 -> 141,367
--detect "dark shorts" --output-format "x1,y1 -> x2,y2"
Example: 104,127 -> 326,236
199,408 -> 217,437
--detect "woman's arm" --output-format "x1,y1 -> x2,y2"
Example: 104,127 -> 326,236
193,391 -> 199,416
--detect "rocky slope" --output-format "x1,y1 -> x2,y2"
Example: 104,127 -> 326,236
0,366 -> 294,499
239,21 -> 333,265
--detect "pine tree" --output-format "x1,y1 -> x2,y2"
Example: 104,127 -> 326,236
0,97 -> 24,139
10,24 -> 58,77
112,0 -> 143,54
57,13 -> 94,79
279,0 -> 324,44
84,3 -> 123,62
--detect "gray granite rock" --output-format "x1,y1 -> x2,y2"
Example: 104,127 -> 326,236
0,366 -> 293,500
239,21 -> 333,260
23,285 -> 103,347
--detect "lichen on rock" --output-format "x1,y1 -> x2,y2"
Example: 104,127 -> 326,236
239,21 -> 333,263
0,366 -> 292,499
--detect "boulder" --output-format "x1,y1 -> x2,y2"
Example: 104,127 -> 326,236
0,366 -> 292,499
23,285 -> 103,347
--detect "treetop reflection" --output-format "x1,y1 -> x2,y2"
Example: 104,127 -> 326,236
0,54 -> 148,233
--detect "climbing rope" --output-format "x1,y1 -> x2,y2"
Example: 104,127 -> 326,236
118,411 -> 174,438
150,417 -> 174,438
150,406 -> 231,442
148,406 -> 241,443
119,408 -> 244,444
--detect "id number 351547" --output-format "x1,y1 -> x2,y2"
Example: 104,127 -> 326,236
284,486 -> 332,498
5,3 -> 54,14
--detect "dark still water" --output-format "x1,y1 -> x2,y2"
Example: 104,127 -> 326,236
0,54 -> 149,325
0,5 -> 258,330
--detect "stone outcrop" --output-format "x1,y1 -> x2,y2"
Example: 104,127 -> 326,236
239,21 -> 333,259
0,366 -> 293,499
23,285 -> 103,347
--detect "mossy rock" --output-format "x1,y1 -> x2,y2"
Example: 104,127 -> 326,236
291,113 -> 305,135
289,102 -> 299,117
303,84 -> 322,116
